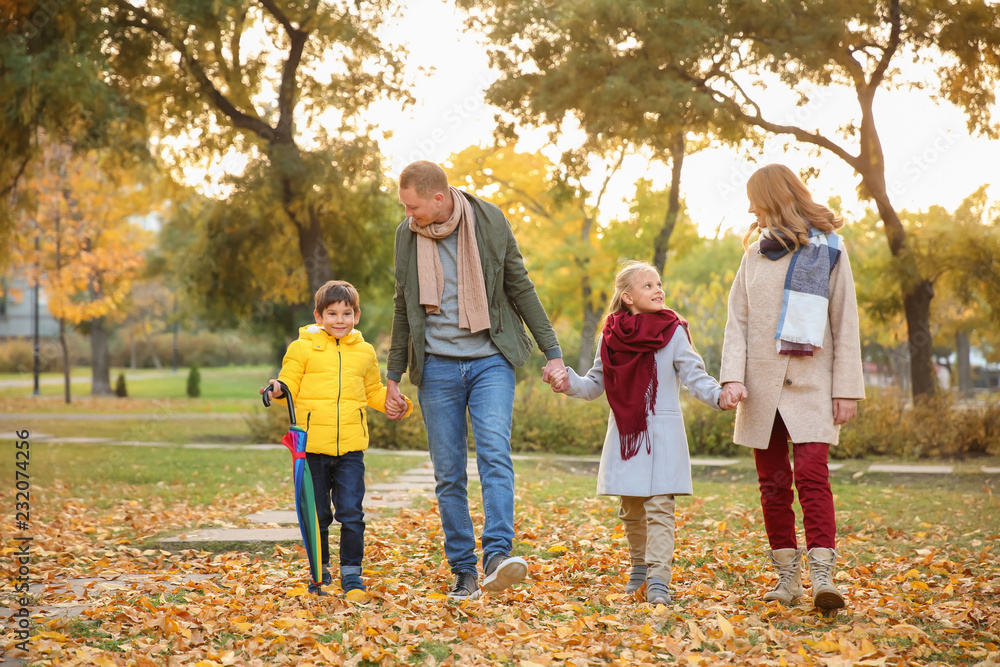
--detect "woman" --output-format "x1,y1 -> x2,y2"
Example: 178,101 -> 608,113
720,164 -> 865,611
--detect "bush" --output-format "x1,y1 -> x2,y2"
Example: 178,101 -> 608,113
114,373 -> 128,397
0,334 -> 90,373
836,389 -> 1000,459
186,364 -> 201,398
108,330 -> 273,369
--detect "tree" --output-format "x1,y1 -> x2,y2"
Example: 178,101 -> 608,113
667,0 -> 997,397
448,144 -> 646,372
457,0 -> 745,275
463,0 -> 1000,398
99,0 -> 409,298
1,1 -> 139,266
9,142 -> 162,396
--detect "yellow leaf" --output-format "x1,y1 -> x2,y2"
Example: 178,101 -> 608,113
286,586 -> 309,597
233,622 -> 253,632
428,593 -> 449,600
942,583 -> 954,596
904,569 -> 922,579
910,581 -> 930,591
34,631 -> 68,641
717,612 -> 734,639
547,545 -> 568,554
345,589 -> 371,603
317,643 -> 338,661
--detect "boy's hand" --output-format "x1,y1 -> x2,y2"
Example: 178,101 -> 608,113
385,392 -> 409,421
386,380 -> 407,420
260,379 -> 284,399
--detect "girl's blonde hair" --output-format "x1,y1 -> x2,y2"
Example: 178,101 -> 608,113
743,164 -> 844,251
596,260 -> 658,340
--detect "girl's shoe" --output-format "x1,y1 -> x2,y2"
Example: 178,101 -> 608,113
645,576 -> 671,604
625,565 -> 647,594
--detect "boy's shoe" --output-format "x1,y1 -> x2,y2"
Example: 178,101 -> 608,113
625,564 -> 648,594
447,571 -> 481,600
307,583 -> 327,596
340,565 -> 366,593
482,554 -> 528,592
645,576 -> 671,605
321,563 -> 332,587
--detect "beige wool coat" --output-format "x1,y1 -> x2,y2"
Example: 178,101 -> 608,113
720,239 -> 865,448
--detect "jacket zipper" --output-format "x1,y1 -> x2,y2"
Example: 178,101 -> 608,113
336,338 -> 342,456
359,408 -> 366,437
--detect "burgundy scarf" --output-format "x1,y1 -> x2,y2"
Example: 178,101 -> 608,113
600,308 -> 689,461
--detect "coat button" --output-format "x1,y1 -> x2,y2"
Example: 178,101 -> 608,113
785,378 -> 792,385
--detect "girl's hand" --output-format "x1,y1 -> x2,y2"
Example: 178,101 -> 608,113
833,398 -> 857,425
547,367 -> 569,393
720,382 -> 747,409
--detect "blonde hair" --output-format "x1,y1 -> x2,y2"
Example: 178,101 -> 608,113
399,160 -> 449,197
743,164 -> 844,252
596,260 -> 659,340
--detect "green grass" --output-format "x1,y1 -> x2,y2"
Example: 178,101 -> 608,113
0,365 -> 272,400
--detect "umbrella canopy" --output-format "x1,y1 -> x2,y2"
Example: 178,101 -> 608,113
263,381 -> 324,594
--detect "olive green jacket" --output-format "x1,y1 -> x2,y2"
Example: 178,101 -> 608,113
387,191 -> 561,386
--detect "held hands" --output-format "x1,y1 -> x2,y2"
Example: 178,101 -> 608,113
260,379 -> 284,399
541,357 -> 569,393
385,380 -> 409,421
719,382 -> 748,410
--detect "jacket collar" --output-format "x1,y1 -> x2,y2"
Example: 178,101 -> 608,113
298,324 -> 363,350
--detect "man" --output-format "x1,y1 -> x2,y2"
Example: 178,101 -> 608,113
385,160 -> 565,600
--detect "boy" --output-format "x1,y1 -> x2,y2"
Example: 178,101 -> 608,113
262,280 -> 412,594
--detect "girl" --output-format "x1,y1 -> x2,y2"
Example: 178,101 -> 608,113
547,261 -> 739,604
720,164 -> 864,611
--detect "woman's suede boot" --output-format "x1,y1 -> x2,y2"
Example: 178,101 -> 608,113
763,548 -> 804,604
807,547 -> 845,610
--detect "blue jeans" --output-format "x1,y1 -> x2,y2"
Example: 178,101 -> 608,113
418,353 -> 517,574
306,450 -> 365,567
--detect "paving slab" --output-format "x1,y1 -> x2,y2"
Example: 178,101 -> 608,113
982,466 -> 1000,474
160,528 -> 303,543
690,458 -> 740,467
867,464 -> 954,474
368,482 -> 436,492
1,432 -> 51,441
41,437 -> 113,444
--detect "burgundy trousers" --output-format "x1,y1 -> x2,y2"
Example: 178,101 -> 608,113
753,413 -> 836,551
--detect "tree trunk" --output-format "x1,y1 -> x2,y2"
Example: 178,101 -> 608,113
59,319 -> 71,405
146,330 -> 163,369
129,328 -> 137,369
863,168 -> 936,399
271,142 -> 336,296
90,317 -> 113,395
956,330 -> 972,396
652,130 -> 685,274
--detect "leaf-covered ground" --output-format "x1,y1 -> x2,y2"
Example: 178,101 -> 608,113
4,451 -> 999,666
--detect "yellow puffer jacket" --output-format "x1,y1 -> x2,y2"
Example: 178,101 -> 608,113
277,325 -> 412,456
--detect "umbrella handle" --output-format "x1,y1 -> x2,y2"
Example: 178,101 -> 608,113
261,380 -> 297,425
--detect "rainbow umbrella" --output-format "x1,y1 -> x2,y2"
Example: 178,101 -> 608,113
262,381 -> 324,595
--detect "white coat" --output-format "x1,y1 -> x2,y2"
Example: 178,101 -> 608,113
566,328 -> 723,497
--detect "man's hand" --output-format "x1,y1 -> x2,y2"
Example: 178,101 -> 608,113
541,357 -> 566,385
545,366 -> 570,393
833,398 -> 857,425
386,380 -> 407,421
260,379 -> 284,399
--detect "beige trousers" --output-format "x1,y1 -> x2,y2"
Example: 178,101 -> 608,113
619,495 -> 676,583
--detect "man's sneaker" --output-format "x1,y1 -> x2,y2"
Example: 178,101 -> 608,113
482,554 -> 528,592
447,571 -> 481,600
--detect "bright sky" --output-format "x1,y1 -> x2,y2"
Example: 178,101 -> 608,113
375,0 -> 1000,238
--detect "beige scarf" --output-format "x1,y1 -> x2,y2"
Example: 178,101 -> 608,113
409,187 -> 491,333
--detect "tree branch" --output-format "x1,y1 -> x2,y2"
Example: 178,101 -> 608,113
869,0 -> 902,91
258,0 -> 307,141
113,1 -> 276,140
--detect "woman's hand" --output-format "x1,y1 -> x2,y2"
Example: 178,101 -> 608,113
833,398 -> 857,425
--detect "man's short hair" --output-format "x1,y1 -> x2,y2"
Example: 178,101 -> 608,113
314,280 -> 360,313
399,161 -> 449,197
